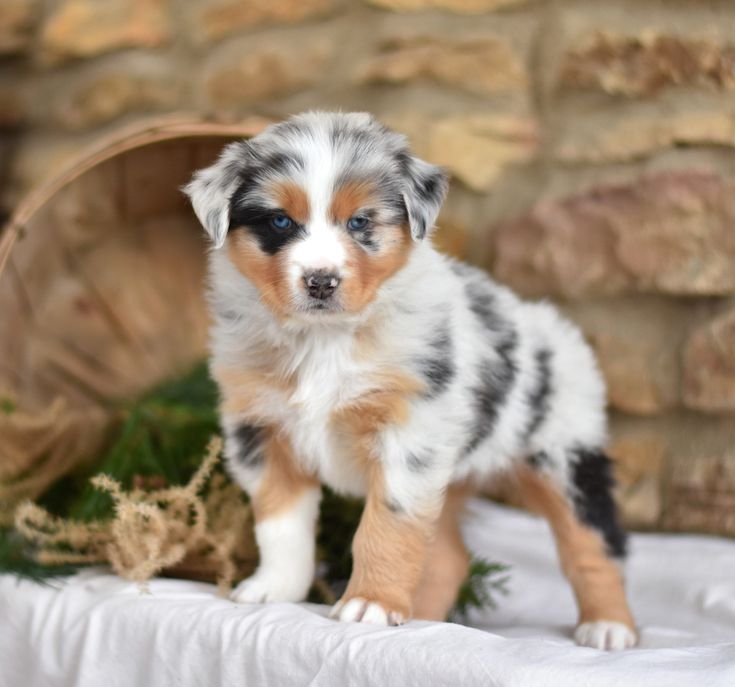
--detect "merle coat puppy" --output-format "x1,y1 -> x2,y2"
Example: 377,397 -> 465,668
184,111 -> 636,650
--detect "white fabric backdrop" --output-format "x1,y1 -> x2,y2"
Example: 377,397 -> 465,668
2,500 -> 735,686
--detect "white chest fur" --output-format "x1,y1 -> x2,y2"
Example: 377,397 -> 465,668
256,326 -> 377,496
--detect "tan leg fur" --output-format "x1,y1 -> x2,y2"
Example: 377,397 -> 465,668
515,465 -> 635,630
413,486 -> 470,621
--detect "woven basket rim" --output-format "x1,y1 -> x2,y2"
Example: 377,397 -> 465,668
0,114 -> 270,275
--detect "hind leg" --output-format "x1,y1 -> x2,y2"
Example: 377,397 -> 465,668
516,449 -> 636,650
413,486 -> 470,621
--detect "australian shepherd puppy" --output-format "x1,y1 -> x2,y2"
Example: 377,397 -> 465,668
184,111 -> 636,650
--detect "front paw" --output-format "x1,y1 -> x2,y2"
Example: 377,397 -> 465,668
231,570 -> 309,604
329,596 -> 406,626
574,621 -> 637,650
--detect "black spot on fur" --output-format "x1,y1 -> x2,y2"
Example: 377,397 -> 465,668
225,147 -> 306,248
526,451 -> 550,469
464,280 -> 508,334
524,348 -> 553,440
461,278 -> 519,457
232,424 -> 265,469
569,448 -> 627,558
250,150 -> 305,178
344,208 -> 379,252
416,172 -> 441,202
417,324 -> 455,397
463,335 -> 518,455
406,451 -> 434,471
229,201 -> 306,255
385,497 -> 403,514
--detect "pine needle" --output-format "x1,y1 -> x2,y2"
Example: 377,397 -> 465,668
448,558 -> 511,623
2,361 -> 511,619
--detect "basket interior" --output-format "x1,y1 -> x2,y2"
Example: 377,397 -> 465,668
0,133 -> 239,509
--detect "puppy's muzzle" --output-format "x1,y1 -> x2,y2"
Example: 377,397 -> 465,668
304,270 -> 341,300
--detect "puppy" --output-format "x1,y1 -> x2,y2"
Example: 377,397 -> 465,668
184,111 -> 636,650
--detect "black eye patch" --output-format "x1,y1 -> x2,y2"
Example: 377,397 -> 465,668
229,202 -> 305,255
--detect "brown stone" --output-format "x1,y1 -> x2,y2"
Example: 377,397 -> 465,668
555,109 -> 735,164
0,0 -> 39,55
364,0 -> 528,12
433,217 -> 469,260
194,0 -> 336,44
594,334 -> 665,415
683,305 -> 735,412
40,0 -> 172,65
664,453 -> 735,535
0,85 -> 27,128
561,31 -> 735,97
7,136 -> 87,207
388,113 -> 537,192
491,171 -> 735,298
429,116 -> 537,192
564,298 -> 684,415
53,71 -> 181,131
608,424 -> 668,529
205,39 -> 333,109
609,435 -> 666,488
357,36 -> 527,96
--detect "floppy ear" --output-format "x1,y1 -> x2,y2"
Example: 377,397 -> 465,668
401,154 -> 449,241
182,141 -> 250,249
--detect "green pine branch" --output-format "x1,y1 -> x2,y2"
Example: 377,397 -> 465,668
2,361 -> 511,621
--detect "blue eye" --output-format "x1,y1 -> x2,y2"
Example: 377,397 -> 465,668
347,215 -> 369,231
270,214 -> 293,231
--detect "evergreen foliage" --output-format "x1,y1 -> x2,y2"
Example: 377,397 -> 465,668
0,362 -> 509,619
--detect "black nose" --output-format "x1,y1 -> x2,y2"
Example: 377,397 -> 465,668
304,271 -> 340,300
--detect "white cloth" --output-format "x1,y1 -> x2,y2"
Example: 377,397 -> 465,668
2,500 -> 735,687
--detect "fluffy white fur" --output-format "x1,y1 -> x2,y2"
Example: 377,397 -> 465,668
185,111 -> 632,650
231,488 -> 321,604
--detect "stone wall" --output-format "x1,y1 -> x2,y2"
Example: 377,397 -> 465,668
2,0 -> 735,534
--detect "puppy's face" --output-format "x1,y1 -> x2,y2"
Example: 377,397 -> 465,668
185,112 -> 448,319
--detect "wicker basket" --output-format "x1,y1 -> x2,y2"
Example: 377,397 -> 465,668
0,116 -> 268,522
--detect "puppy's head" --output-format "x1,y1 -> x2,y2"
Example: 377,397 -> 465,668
184,112 -> 448,319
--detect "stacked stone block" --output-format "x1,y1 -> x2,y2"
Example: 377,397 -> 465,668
1,0 -> 734,534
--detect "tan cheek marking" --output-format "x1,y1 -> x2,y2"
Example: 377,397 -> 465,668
341,223 -> 413,312
226,233 -> 292,317
252,430 -> 318,521
515,466 -> 635,628
272,181 -> 310,225
329,180 -> 375,224
342,462 -> 432,618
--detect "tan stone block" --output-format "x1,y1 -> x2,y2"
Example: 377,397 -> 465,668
555,109 -> 735,164
560,31 -> 735,97
7,135 -> 87,206
683,305 -> 735,412
365,0 -> 529,13
205,40 -> 333,109
491,171 -> 735,298
563,298 -> 686,416
356,36 -> 527,96
618,475 -> 662,529
664,453 -> 735,535
609,435 -> 666,487
40,0 -> 172,65
0,0 -> 39,55
194,0 -> 336,44
53,71 -> 181,131
594,334 -> 666,415
0,85 -> 27,128
608,427 -> 668,528
427,115 -> 537,192
433,217 -> 469,260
